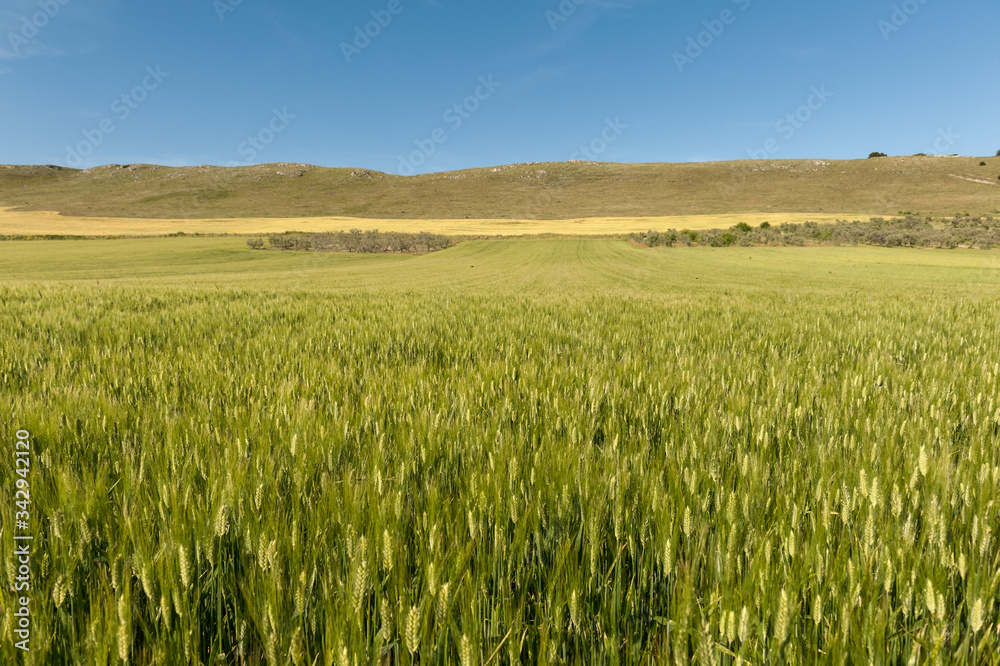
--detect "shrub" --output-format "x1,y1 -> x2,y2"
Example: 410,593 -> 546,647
759,221 -> 771,230
868,152 -> 888,159
247,238 -> 264,249
734,222 -> 752,233
980,162 -> 987,167
629,230 -> 676,247
266,230 -> 451,254
629,215 -> 1000,249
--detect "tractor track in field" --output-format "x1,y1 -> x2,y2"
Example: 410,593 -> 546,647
948,174 -> 998,186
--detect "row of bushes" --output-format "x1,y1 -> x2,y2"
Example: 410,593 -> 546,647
631,216 -> 1000,249
0,234 -> 93,241
249,229 -> 453,254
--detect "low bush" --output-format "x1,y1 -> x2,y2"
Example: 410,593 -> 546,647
630,215 -> 1000,249
263,230 -> 453,254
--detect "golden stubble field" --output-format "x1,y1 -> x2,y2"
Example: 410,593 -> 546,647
0,206 -> 883,237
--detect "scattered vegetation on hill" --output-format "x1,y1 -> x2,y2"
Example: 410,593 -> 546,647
631,215 -> 1000,249
3,156 -> 1000,219
254,229 -> 453,253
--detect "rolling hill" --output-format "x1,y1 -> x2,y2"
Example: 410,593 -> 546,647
1,156 -> 999,221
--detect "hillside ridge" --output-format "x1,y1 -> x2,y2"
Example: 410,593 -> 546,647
2,157 -> 999,220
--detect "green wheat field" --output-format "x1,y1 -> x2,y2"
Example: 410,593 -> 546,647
2,237 -> 1000,664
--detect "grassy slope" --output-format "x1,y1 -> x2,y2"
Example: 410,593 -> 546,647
3,236 -> 998,291
2,156 -> 999,220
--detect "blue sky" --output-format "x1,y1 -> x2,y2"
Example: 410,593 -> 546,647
1,0 -> 998,174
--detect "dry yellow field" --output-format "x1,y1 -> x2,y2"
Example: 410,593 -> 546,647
0,206 -> 882,237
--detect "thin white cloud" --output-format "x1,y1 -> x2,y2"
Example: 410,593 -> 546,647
0,40 -> 65,60
0,1 -> 41,26
0,2 -> 54,58
0,0 -> 114,59
514,0 -> 654,60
